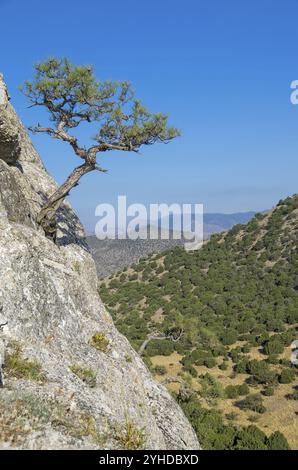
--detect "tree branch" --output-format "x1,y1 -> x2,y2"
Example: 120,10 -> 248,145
138,329 -> 184,356
30,125 -> 87,160
89,142 -> 138,153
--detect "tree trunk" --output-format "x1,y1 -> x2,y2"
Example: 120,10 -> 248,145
37,162 -> 95,241
138,337 -> 153,356
138,333 -> 167,356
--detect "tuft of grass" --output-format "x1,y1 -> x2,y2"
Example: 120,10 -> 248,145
0,390 -> 106,446
125,354 -> 133,363
70,365 -> 97,388
152,365 -> 167,375
89,332 -> 110,352
248,414 -> 260,423
72,261 -> 81,273
116,419 -> 145,450
4,342 -> 45,382
225,412 -> 238,421
0,391 -> 52,444
51,408 -> 102,443
0,396 -> 31,444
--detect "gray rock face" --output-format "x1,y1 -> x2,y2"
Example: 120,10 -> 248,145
0,75 -> 21,165
0,76 -> 200,450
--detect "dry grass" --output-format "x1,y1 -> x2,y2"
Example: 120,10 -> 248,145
0,390 -> 105,447
151,308 -> 164,324
70,364 -> 97,388
151,351 -> 298,449
0,398 -> 31,445
115,419 -> 145,450
4,341 -> 45,383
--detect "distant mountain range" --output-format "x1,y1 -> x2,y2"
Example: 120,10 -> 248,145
200,211 -> 256,237
87,211 -> 256,277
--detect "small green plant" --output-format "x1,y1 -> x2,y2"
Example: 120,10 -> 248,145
72,261 -> 81,273
70,365 -> 97,388
0,390 -> 105,446
262,386 -> 275,397
7,215 -> 18,223
226,411 -> 238,421
278,368 -> 296,384
152,365 -> 167,375
199,373 -> 223,403
236,394 -> 266,414
218,361 -> 228,371
125,354 -> 133,363
89,332 -> 110,352
4,342 -> 45,382
266,431 -> 290,450
248,414 -> 260,423
51,408 -> 102,443
116,419 -> 145,450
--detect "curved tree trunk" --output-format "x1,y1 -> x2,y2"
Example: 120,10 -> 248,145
138,329 -> 184,357
138,337 -> 154,356
138,333 -> 167,356
38,162 -> 95,241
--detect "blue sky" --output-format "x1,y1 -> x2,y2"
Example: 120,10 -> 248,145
1,0 -> 298,230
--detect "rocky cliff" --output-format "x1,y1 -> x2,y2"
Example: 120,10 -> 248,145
0,75 -> 200,450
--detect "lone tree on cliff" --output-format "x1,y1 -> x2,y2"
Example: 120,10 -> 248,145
22,58 -> 179,241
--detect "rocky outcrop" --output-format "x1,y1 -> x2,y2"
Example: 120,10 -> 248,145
0,75 -> 21,165
0,76 -> 200,450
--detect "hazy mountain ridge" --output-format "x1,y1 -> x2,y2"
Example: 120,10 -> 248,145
87,212 -> 256,278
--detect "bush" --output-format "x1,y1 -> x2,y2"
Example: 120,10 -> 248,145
241,344 -> 251,354
279,368 -> 296,384
89,332 -> 110,352
200,374 -> 223,401
152,365 -> 167,375
234,359 -> 250,374
263,338 -> 284,356
238,383 -> 249,396
220,330 -> 238,346
203,357 -> 217,368
246,360 -> 277,385
145,339 -> 175,356
265,354 -> 279,365
235,425 -> 267,450
178,388 -> 288,450
262,386 -> 274,396
4,342 -> 45,382
183,364 -> 198,378
266,431 -> 290,450
225,383 -> 249,399
225,385 -> 240,399
218,361 -> 228,371
236,394 -> 266,414
226,412 -> 238,421
179,396 -> 234,450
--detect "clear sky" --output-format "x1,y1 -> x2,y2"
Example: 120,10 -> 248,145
1,0 -> 298,230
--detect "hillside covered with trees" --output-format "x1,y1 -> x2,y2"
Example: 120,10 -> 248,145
99,195 -> 298,449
